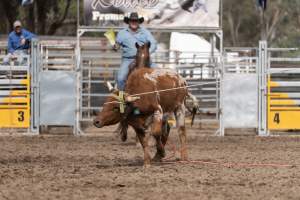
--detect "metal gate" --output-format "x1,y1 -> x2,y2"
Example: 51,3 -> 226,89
30,40 -> 77,134
76,37 -> 222,134
222,47 -> 258,134
258,41 -> 300,135
0,55 -> 31,128
221,41 -> 300,136
267,45 -> 300,131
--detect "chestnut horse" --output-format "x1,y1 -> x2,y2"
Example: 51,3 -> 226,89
94,43 -> 198,167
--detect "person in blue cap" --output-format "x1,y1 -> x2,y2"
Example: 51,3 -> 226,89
114,12 -> 157,91
3,20 -> 36,65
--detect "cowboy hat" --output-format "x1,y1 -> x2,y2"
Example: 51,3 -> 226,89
124,12 -> 144,24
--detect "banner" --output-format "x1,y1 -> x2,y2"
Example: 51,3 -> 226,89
83,0 -> 220,28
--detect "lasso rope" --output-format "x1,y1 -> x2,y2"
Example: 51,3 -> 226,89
104,80 -> 219,105
102,59 -> 299,106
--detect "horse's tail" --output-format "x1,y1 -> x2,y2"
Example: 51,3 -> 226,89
185,92 -> 199,127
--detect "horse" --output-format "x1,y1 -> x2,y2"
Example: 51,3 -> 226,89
94,42 -> 198,167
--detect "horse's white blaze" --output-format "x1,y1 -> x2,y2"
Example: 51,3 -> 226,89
144,73 -> 157,83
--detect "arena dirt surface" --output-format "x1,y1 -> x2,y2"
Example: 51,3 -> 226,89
0,125 -> 300,200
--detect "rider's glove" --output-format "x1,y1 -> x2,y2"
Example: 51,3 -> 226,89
113,43 -> 120,52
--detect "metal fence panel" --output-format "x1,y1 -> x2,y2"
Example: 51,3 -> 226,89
40,71 -> 76,126
223,73 -> 258,128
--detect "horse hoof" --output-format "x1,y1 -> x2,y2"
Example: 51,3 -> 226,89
136,142 -> 142,148
152,156 -> 162,162
121,134 -> 127,142
143,164 -> 151,170
152,153 -> 165,162
180,150 -> 188,161
180,154 -> 188,161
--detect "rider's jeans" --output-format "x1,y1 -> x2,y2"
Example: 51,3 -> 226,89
3,50 -> 28,65
117,58 -> 156,91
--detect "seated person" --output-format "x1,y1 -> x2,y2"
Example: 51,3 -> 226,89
3,20 -> 36,65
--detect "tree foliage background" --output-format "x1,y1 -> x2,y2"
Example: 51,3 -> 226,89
0,0 -> 300,47
0,0 -> 77,36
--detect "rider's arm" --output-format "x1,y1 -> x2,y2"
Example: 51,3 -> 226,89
114,31 -> 123,51
144,29 -> 157,54
116,31 -> 124,46
23,29 -> 36,42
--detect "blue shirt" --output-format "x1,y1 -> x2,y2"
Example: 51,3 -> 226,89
8,29 -> 36,54
116,27 -> 157,58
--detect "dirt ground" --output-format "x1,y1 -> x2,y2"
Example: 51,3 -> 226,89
0,125 -> 300,200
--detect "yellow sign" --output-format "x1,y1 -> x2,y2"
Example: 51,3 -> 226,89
268,111 -> 300,130
0,76 -> 30,128
267,77 -> 300,130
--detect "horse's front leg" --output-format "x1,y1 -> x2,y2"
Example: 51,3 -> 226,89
152,135 -> 165,162
135,128 -> 151,167
176,104 -> 188,161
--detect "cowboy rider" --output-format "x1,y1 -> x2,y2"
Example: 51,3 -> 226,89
114,12 -> 157,91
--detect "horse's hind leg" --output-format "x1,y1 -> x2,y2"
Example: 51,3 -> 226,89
161,117 -> 171,146
152,135 -> 165,162
176,104 -> 188,161
151,107 -> 166,162
153,115 -> 171,161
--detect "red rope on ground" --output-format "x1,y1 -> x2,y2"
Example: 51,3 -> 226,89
162,140 -> 296,168
163,160 -> 296,168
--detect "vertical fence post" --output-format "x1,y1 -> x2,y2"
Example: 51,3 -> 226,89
30,39 -> 40,134
75,29 -> 84,135
258,40 -> 269,136
217,31 -> 224,136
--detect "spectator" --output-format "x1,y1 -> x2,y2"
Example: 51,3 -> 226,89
3,20 -> 36,65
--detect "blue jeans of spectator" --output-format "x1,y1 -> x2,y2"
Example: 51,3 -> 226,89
117,58 -> 155,90
3,50 -> 28,65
